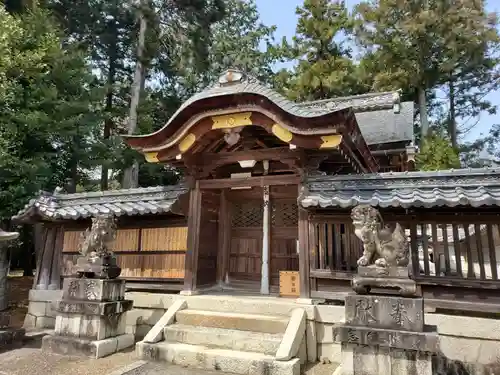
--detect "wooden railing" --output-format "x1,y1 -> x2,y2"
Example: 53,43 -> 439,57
308,211 -> 500,310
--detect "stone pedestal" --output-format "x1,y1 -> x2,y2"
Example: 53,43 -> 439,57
352,266 -> 418,297
42,278 -> 134,358
336,294 -> 439,375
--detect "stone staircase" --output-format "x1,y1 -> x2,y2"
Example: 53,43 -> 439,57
136,298 -> 306,375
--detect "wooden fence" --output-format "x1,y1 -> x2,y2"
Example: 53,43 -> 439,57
308,211 -> 500,312
61,223 -> 187,282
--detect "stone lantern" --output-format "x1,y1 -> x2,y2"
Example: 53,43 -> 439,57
0,229 -> 19,313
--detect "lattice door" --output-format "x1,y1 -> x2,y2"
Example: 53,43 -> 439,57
272,201 -> 298,227
229,200 -> 263,281
231,202 -> 264,228
270,200 -> 299,285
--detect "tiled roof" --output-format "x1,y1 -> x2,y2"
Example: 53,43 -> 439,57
300,168 -> 500,209
300,95 -> 414,145
12,185 -> 187,222
131,70 -> 354,135
299,91 -> 400,112
125,69 -> 412,147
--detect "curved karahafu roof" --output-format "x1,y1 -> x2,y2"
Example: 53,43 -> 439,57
124,69 -> 357,149
122,69 -> 380,172
300,168 -> 500,209
12,185 -> 188,223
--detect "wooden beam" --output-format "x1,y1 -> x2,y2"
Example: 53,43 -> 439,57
199,174 -> 300,189
203,147 -> 299,165
183,182 -> 202,293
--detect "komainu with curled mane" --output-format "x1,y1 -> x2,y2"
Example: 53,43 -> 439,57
351,205 -> 409,268
75,215 -> 121,279
78,215 -> 117,260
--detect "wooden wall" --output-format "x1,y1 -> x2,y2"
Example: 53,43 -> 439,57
308,208 -> 500,313
61,217 -> 187,281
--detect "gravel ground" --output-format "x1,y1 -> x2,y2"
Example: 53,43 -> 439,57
120,361 -> 339,375
0,342 -> 339,375
0,346 -> 137,375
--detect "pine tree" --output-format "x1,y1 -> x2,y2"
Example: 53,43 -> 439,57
416,132 -> 460,171
276,0 -> 363,101
354,0 -> 500,143
0,7 -> 101,216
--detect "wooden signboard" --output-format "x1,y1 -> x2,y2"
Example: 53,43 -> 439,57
279,271 -> 300,297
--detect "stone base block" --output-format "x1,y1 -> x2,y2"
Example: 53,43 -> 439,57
62,278 -> 125,302
336,325 -> 439,352
340,343 -> 433,375
345,294 -> 424,332
55,312 -> 126,341
352,274 -> 418,297
0,328 -> 25,349
0,311 -> 10,328
42,332 -> 134,359
56,299 -> 133,316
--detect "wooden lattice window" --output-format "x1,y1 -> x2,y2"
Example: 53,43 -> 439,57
272,202 -> 298,227
231,202 -> 263,227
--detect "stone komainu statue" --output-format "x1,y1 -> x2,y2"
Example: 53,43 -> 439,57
351,205 -> 409,269
76,215 -> 121,279
78,215 -> 117,260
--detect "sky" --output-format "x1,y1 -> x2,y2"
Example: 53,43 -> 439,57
254,0 -> 500,145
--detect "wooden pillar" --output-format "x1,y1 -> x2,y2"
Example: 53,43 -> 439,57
49,226 -> 64,289
33,224 -> 62,290
298,206 -> 311,299
260,185 -> 270,295
216,189 -> 230,286
183,182 -> 202,294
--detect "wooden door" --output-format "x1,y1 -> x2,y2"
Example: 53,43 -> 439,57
270,197 -> 299,286
228,191 -> 263,282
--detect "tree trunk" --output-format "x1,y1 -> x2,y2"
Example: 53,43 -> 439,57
418,87 -> 430,140
122,1 -> 148,189
448,77 -> 457,148
101,24 -> 118,191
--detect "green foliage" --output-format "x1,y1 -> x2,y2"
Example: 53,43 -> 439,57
416,133 -> 461,171
353,0 -> 500,146
0,7 -> 102,218
276,0 -> 364,101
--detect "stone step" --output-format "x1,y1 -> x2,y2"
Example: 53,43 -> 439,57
164,323 -> 283,355
183,295 -> 305,318
175,310 -> 289,334
137,341 -> 300,375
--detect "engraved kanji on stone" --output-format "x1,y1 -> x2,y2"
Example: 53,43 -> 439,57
68,280 -> 79,297
84,280 -> 98,300
355,298 -> 377,323
347,328 -> 360,343
389,332 -> 401,347
390,299 -> 409,327
365,330 -> 377,344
